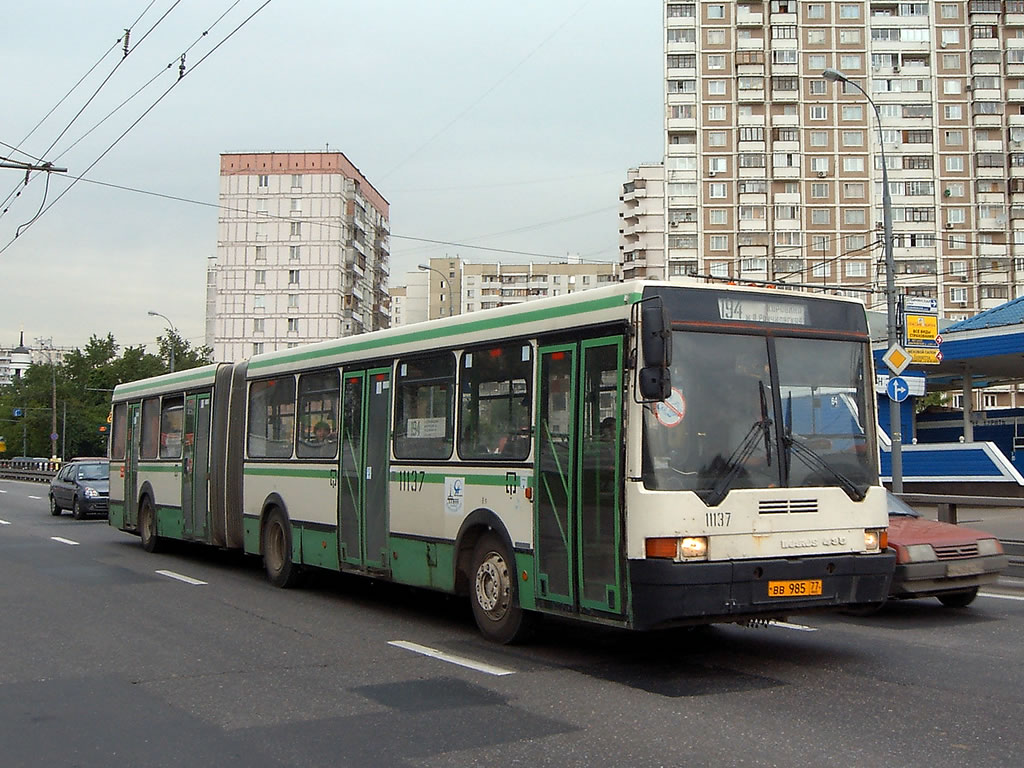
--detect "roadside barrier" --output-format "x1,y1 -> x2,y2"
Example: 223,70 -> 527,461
0,459 -> 60,483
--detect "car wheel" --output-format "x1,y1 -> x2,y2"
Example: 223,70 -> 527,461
262,508 -> 302,588
72,497 -> 86,520
49,494 -> 61,516
139,498 -> 162,553
937,587 -> 979,608
469,532 -> 535,644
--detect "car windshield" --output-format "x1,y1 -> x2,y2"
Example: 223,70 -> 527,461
886,492 -> 920,517
77,463 -> 108,481
642,331 -> 876,502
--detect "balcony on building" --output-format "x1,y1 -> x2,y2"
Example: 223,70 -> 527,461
968,0 -> 1003,19
1008,88 -> 1024,103
736,6 -> 763,26
978,242 -> 1009,259
771,164 -> 800,179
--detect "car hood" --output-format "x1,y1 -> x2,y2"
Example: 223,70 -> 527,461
887,514 -> 995,547
81,479 -> 109,493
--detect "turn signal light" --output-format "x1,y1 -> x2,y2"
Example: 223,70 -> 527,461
645,537 -> 679,559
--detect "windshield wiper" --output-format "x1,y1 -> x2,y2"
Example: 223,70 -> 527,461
783,434 -> 866,501
700,380 -> 774,507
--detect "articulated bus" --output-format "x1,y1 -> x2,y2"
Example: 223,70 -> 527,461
108,281 -> 894,642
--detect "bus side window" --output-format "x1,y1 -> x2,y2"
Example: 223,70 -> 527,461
247,377 -> 297,459
394,354 -> 456,460
458,343 -> 532,461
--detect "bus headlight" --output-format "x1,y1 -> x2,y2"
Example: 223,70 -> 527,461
645,536 -> 709,562
864,529 -> 887,552
680,537 -> 708,560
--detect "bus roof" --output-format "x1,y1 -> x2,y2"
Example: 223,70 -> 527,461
111,363 -> 223,402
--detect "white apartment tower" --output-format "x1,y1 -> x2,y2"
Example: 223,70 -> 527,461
619,163 -> 667,279
210,151 -> 390,361
660,0 -> 1024,317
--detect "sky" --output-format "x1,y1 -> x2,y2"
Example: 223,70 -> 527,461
0,0 -> 663,353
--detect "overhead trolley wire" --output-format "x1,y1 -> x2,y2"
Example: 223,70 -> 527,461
0,0 -> 276,257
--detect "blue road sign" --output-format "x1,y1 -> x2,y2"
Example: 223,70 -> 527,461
12,408 -> 23,418
887,376 -> 910,403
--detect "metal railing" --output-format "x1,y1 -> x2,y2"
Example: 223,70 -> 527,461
0,459 -> 61,483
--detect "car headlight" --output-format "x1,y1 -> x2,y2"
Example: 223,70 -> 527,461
977,538 -> 1003,556
83,486 -> 100,499
902,543 -> 937,563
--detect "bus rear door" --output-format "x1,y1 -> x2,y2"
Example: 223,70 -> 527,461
535,336 -> 625,617
125,402 -> 141,528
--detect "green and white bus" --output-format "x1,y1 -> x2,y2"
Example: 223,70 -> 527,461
109,281 -> 894,642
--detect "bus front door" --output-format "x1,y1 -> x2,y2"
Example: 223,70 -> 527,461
181,393 -> 212,541
535,337 -> 624,617
338,368 -> 392,572
125,403 -> 141,528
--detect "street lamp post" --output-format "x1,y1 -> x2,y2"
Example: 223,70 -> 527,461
36,338 -> 58,460
147,310 -> 177,373
823,68 -> 903,492
417,263 -> 455,319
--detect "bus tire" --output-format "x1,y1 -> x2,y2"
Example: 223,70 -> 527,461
470,532 -> 534,644
139,498 -> 162,553
262,509 -> 301,588
49,494 -> 61,516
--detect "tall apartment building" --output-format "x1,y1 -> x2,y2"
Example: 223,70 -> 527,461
209,151 -> 390,361
655,0 -> 1024,318
620,163 -> 667,279
392,257 -> 623,325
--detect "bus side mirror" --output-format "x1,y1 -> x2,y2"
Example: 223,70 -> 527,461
639,302 -> 672,400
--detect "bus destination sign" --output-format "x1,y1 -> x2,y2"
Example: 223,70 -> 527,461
717,298 -> 808,326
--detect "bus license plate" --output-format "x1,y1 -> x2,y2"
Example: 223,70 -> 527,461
767,579 -> 823,598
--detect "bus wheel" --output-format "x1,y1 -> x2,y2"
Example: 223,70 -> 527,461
139,498 -> 162,553
49,494 -> 61,516
262,509 -> 301,588
470,533 -> 534,644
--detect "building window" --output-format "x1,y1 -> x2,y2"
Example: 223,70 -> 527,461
946,156 -> 965,172
287,318 -> 299,333
811,262 -> 832,277
709,182 -> 727,198
709,234 -> 729,250
707,4 -> 725,18
289,245 -> 301,261
707,105 -> 726,121
838,3 -> 860,18
253,295 -> 265,310
950,286 -> 968,303
290,174 -> 302,188
254,270 -> 266,284
290,221 -> 301,237
288,269 -> 300,285
845,261 -> 867,277
258,174 -> 269,187
252,342 -> 264,356
838,28 -> 860,44
707,29 -> 726,44
253,318 -> 264,333
707,54 -> 726,70
255,246 -> 267,262
810,105 -> 828,120
290,198 -> 301,212
708,80 -> 727,95
288,294 -> 299,309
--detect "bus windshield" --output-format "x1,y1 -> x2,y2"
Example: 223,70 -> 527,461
641,331 -> 875,501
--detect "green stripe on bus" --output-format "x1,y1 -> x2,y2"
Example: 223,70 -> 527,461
138,463 -> 181,472
249,292 -> 642,370
114,367 -> 218,396
244,466 -> 335,479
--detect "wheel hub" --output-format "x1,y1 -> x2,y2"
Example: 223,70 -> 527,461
475,553 -> 510,619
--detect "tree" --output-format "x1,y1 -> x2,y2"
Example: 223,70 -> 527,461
156,329 -> 213,373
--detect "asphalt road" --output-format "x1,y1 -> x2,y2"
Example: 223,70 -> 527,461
2,477 -> 1023,768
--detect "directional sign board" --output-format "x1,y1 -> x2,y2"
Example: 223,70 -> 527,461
908,347 -> 943,365
882,344 -> 911,376
887,376 -> 910,403
905,313 -> 939,344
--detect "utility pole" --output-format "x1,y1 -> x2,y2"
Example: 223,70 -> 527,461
37,338 -> 58,460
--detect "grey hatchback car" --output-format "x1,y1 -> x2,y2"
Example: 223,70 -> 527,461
49,459 -> 109,519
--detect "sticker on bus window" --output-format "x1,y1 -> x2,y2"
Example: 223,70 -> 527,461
654,388 -> 687,428
465,353 -> 473,368
522,346 -> 530,362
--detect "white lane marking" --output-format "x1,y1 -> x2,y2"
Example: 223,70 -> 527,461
388,640 -> 516,676
28,495 -> 41,500
979,591 -> 1024,603
768,620 -> 817,632
51,536 -> 79,546
155,569 -> 207,586
0,489 -> 7,493
0,519 -> 10,525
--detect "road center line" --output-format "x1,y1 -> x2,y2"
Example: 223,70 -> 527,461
0,489 -> 7,493
388,640 -> 515,676
0,519 -> 10,525
155,569 -> 207,586
50,536 -> 79,546
768,620 -> 818,632
979,591 -> 1024,603
28,495 -> 41,500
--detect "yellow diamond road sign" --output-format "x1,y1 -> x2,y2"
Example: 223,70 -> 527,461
882,344 -> 911,376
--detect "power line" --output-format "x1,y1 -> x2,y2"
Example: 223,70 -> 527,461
0,1 -> 276,256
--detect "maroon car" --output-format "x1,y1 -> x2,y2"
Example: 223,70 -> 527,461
886,493 -> 1008,607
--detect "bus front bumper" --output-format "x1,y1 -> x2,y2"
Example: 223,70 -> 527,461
629,551 -> 896,630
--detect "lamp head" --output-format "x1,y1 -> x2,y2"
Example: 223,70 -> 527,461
417,264 -> 430,271
822,68 -> 847,84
